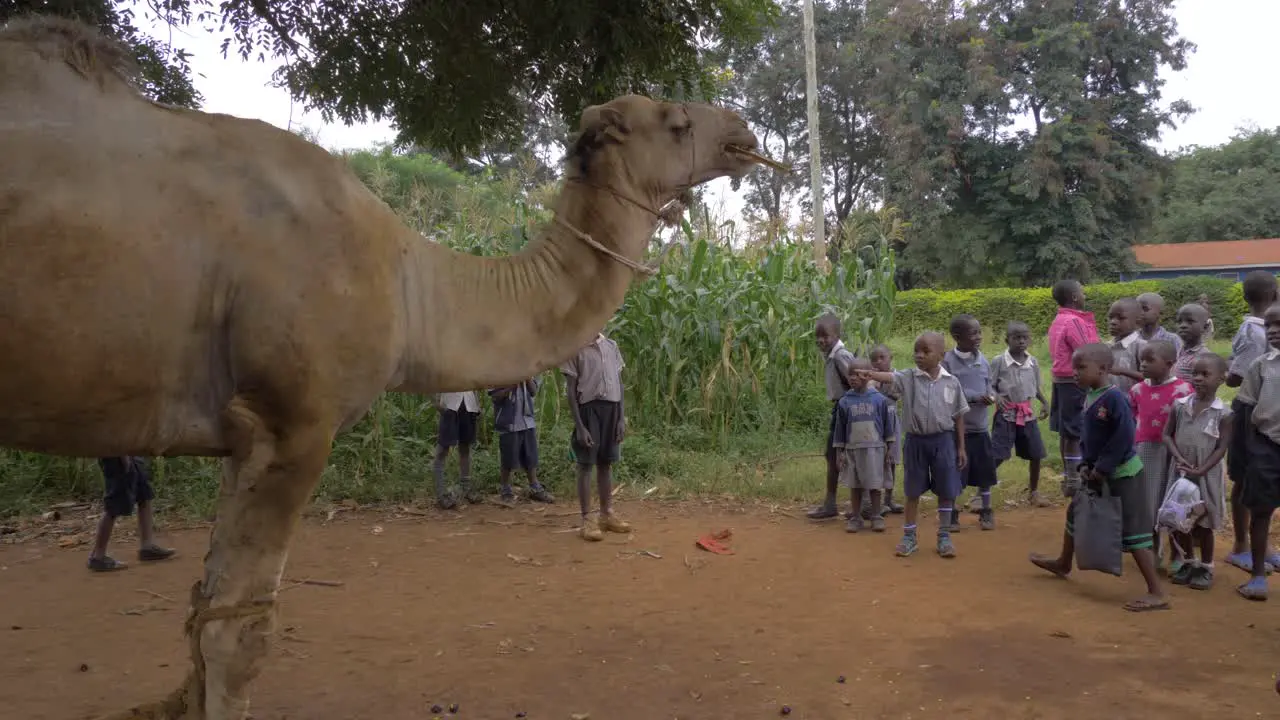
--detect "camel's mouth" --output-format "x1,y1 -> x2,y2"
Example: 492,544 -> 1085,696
725,145 -> 791,173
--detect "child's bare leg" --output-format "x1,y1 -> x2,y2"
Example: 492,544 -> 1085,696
135,500 -> 175,561
869,490 -> 882,517
1030,506 -> 1075,577
433,445 -> 456,507
1229,480 -> 1251,556
1125,547 -> 1168,609
1250,507 -> 1273,579
1195,526 -> 1215,564
1029,457 -> 1042,494
498,468 -> 513,497
597,463 -> 614,516
459,442 -> 480,501
851,488 -> 863,519
576,464 -> 593,517
89,512 -> 116,561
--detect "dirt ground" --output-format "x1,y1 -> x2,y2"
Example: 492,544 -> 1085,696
2,500 -> 1278,720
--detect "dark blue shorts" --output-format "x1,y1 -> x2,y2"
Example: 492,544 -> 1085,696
991,416 -> 1048,462
438,409 -> 478,448
904,432 -> 961,500
99,457 -> 154,518
1243,428 -> 1280,512
960,431 -> 998,489
1049,380 -> 1085,440
499,429 -> 539,471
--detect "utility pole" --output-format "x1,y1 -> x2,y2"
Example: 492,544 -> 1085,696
801,0 -> 826,269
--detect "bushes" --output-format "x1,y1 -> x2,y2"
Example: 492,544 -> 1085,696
896,276 -> 1250,337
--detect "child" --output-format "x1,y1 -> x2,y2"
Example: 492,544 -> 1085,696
562,332 -> 631,542
943,314 -> 998,531
990,321 -> 1051,507
434,390 -> 482,509
1198,293 -> 1215,341
866,344 -> 905,516
856,332 -> 969,558
1234,303 -> 1280,600
87,457 -> 176,572
1162,353 -> 1232,590
1225,271 -> 1278,574
1128,340 -> 1193,567
833,358 -> 897,533
488,376 -> 555,505
1136,292 -> 1183,356
1173,303 -> 1210,382
1048,279 -> 1099,497
809,312 -> 857,521
1107,298 -> 1146,394
1030,344 -> 1167,612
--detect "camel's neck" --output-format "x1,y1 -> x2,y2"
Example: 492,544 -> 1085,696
389,180 -> 658,394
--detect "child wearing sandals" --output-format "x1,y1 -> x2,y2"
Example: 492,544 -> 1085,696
1030,343 -> 1167,612
1234,304 -> 1280,601
834,358 -> 897,533
1162,353 -> 1231,590
856,332 -> 969,559
87,456 -> 175,572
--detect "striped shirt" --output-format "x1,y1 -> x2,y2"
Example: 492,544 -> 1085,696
561,334 -> 626,403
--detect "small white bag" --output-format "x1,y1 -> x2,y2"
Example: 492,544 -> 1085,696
1156,475 -> 1206,535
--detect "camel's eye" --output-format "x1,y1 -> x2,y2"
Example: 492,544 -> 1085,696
666,106 -> 692,138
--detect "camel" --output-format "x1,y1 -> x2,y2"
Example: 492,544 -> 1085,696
0,16 -> 762,720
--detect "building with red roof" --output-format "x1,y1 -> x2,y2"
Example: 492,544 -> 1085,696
1126,238 -> 1280,282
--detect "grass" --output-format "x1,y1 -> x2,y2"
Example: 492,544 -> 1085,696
0,333 -> 1236,521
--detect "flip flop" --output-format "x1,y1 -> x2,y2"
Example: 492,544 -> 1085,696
1226,552 -> 1274,575
1237,578 -> 1269,602
1122,597 -> 1170,612
695,534 -> 733,555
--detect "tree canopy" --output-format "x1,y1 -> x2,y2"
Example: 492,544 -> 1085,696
1148,127 -> 1280,245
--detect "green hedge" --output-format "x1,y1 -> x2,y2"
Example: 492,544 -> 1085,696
896,276 -> 1250,338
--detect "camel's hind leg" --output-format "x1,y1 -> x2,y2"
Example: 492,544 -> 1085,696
107,398 -> 333,720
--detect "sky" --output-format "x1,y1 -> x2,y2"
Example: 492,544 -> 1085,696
140,0 -> 1280,221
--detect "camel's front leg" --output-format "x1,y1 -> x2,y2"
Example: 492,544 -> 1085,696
105,400 -> 334,720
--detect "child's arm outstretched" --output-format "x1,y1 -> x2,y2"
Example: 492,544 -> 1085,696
1113,367 -> 1145,382
855,369 -> 896,386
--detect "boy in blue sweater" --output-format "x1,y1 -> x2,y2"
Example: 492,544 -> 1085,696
833,358 -> 897,533
1029,343 -> 1168,612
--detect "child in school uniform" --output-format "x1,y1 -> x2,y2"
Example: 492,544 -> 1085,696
1031,344 -> 1167,612
87,456 -> 176,572
1173,304 -> 1210,382
435,390 -> 482,509
1047,279 -> 1099,497
488,376 -> 555,505
1107,298 -> 1146,394
1128,340 -> 1193,569
868,344 -> 905,516
1137,292 -> 1183,356
810,312 -> 858,521
943,314 -> 998,531
1162,353 -> 1232,590
1225,271 -> 1278,574
857,332 -> 969,559
1234,304 -> 1280,601
562,332 -> 631,542
833,358 -> 897,533
990,321 -> 1050,507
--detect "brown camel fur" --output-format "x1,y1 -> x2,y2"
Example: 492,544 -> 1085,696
0,16 -> 761,720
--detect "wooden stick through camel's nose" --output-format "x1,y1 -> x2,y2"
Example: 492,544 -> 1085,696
727,145 -> 791,173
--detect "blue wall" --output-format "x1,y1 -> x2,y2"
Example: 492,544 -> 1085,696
1121,265 -> 1280,282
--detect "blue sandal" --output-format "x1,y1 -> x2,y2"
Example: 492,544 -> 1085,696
1237,576 -> 1269,601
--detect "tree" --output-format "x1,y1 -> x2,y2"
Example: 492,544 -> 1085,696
1149,127 -> 1280,244
1,0 -> 201,107
866,0 -> 1193,288
122,0 -> 778,156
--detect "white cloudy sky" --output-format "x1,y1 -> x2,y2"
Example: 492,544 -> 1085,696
142,0 -> 1278,218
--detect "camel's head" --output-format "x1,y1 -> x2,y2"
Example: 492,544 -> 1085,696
567,95 -> 761,202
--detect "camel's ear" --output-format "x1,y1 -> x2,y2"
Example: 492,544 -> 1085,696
569,104 -> 630,175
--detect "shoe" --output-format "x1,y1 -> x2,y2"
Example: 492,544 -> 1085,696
138,545 -> 175,562
885,500 -> 905,515
462,486 -> 484,505
1171,562 -> 1195,585
499,490 -> 516,505
845,517 -> 864,533
807,504 -> 839,520
966,495 -> 983,514
527,486 -> 555,503
579,517 -> 603,542
979,508 -> 995,531
436,489 -> 460,510
870,516 -> 886,533
87,555 -> 127,572
937,533 -> 957,558
1029,491 -> 1051,508
1189,566 -> 1213,591
599,513 -> 632,534
895,533 -> 918,557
